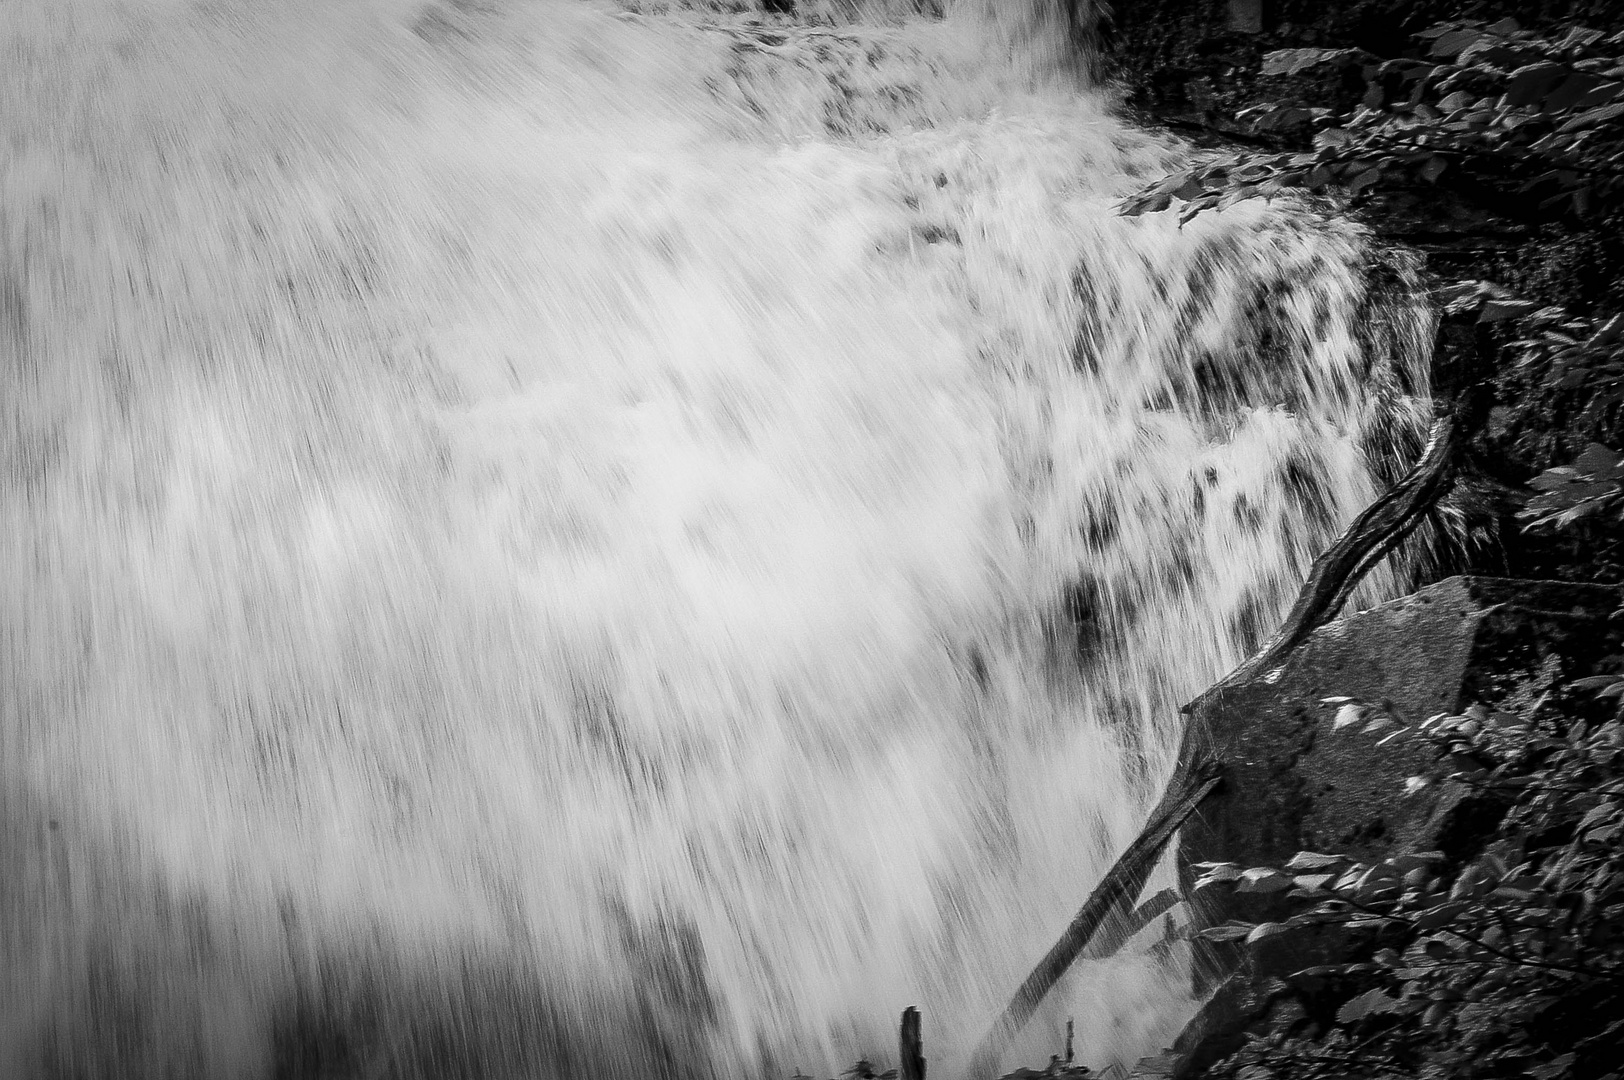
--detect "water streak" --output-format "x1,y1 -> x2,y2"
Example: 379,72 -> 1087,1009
0,2 -> 1430,1077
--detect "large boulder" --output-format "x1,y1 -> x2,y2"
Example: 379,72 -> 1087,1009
1178,575 -> 1621,973
1160,576 -> 1621,1077
1183,576 -> 1620,877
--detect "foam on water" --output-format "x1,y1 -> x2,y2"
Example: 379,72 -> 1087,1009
0,2 -> 1431,1077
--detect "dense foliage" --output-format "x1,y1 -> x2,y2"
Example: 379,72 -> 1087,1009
791,12 -> 1624,1080
1187,681 -> 1624,1080
1118,21 -> 1624,230
1105,12 -> 1624,1079
1117,19 -> 1624,561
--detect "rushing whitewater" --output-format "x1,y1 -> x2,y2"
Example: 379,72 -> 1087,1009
0,1 -> 1432,1078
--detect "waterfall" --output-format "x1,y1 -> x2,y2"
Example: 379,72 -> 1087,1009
0,2 -> 1431,1077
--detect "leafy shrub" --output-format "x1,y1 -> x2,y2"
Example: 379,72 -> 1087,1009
1118,19 -> 1624,230
1115,15 -> 1624,576
1190,683 -> 1624,1080
1522,440 -> 1624,529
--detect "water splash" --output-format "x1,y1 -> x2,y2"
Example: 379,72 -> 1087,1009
0,2 -> 1430,1077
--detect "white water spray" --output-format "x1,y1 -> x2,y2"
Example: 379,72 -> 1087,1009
0,2 -> 1430,1077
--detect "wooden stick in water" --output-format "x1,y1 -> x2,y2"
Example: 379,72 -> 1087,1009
967,758 -> 1224,1079
900,1006 -> 926,1080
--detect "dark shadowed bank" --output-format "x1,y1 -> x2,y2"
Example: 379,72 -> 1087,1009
1042,6 -> 1624,1080
1102,0 -> 1624,584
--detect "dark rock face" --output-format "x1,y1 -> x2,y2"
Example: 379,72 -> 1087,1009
1166,971 -> 1283,1080
1178,576 -> 1620,971
1167,576 -> 1621,1074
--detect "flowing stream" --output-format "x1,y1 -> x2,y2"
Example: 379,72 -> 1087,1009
0,2 -> 1433,1077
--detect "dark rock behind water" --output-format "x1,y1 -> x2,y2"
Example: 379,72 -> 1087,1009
1169,575 -> 1622,1077
1183,576 -> 1622,892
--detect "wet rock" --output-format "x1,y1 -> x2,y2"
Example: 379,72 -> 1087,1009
1173,574 -> 1622,1025
1160,576 -> 1624,1076
1166,973 -> 1284,1080
1226,0 -> 1263,34
1182,576 -> 1620,894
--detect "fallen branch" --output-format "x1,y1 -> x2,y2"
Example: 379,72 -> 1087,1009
1214,413 -> 1460,691
966,408 -> 1465,1078
968,757 -> 1225,1080
1080,886 -> 1180,961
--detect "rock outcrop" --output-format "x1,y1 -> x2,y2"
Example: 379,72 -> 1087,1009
1166,575 -> 1622,1077
1182,575 -> 1620,903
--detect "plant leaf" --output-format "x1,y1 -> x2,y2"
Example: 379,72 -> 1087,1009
1261,48 -> 1363,77
1480,299 -> 1541,322
1338,988 -> 1402,1023
1237,868 -> 1296,893
1334,704 -> 1370,731
1246,921 -> 1291,944
1286,852 -> 1350,871
1199,922 -> 1258,943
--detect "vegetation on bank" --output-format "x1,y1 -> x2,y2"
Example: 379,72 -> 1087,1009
718,7 -> 1624,1079
1100,8 -> 1624,1080
778,7 -> 1624,1080
1185,681 -> 1624,1080
1109,4 -> 1624,584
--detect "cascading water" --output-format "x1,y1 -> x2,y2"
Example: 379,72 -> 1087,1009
0,1 -> 1433,1077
